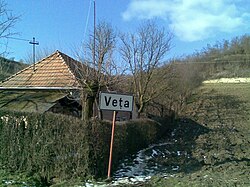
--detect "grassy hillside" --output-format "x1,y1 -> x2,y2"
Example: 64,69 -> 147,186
145,83 -> 250,186
174,35 -> 250,79
0,57 -> 27,81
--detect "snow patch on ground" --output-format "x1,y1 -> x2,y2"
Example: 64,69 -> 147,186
203,77 -> 250,84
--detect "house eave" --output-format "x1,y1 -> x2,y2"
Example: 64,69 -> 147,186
0,87 -> 82,91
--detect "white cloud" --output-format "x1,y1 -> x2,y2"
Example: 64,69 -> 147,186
122,0 -> 250,41
122,0 -> 170,20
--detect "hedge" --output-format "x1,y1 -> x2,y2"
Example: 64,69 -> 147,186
0,110 -> 168,182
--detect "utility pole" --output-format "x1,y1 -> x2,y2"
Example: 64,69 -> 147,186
29,37 -> 39,71
93,0 -> 96,66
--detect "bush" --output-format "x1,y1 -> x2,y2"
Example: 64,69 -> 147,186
0,111 -> 89,182
0,110 -> 166,182
89,118 -> 163,177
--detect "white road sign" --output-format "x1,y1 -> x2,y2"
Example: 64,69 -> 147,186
99,92 -> 134,112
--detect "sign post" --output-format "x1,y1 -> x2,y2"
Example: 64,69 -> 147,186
107,111 -> 116,178
99,92 -> 134,179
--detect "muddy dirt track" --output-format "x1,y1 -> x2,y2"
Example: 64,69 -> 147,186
137,83 -> 250,187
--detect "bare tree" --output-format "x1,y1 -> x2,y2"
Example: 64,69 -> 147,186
24,47 -> 55,64
120,21 -> 173,116
75,21 -> 117,121
0,0 -> 19,56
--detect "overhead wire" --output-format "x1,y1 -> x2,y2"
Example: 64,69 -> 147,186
83,0 -> 92,43
5,36 -> 30,42
81,0 -> 93,62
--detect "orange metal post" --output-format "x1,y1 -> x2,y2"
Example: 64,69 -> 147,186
107,111 -> 116,178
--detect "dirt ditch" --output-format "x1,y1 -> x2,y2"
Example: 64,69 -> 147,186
112,83 -> 250,187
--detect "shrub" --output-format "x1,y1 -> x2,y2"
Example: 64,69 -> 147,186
0,111 -> 89,181
0,110 -> 167,181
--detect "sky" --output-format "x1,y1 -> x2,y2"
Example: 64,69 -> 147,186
1,0 -> 250,62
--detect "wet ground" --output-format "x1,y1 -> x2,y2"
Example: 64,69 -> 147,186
91,83 -> 250,187
143,83 -> 250,186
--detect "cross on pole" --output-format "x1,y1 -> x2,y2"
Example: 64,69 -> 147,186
29,37 -> 39,71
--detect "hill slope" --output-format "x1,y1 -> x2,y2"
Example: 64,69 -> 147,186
146,83 -> 250,186
0,57 -> 27,81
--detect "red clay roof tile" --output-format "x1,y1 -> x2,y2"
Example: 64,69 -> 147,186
0,50 -> 88,89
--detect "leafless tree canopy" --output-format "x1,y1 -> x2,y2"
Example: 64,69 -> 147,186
74,21 -> 118,120
120,21 -> 173,115
77,22 -> 117,89
0,0 -> 19,56
24,47 -> 55,64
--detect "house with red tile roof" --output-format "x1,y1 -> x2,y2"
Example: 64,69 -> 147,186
0,50 -> 85,89
0,50 -> 137,120
0,50 -> 90,116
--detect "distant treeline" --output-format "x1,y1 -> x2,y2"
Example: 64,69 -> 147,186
144,35 -> 250,118
0,57 -> 27,81
167,34 -> 250,82
176,34 -> 250,64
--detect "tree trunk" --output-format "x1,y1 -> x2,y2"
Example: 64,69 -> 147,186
81,80 -> 99,122
137,102 -> 145,118
84,95 -> 95,121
